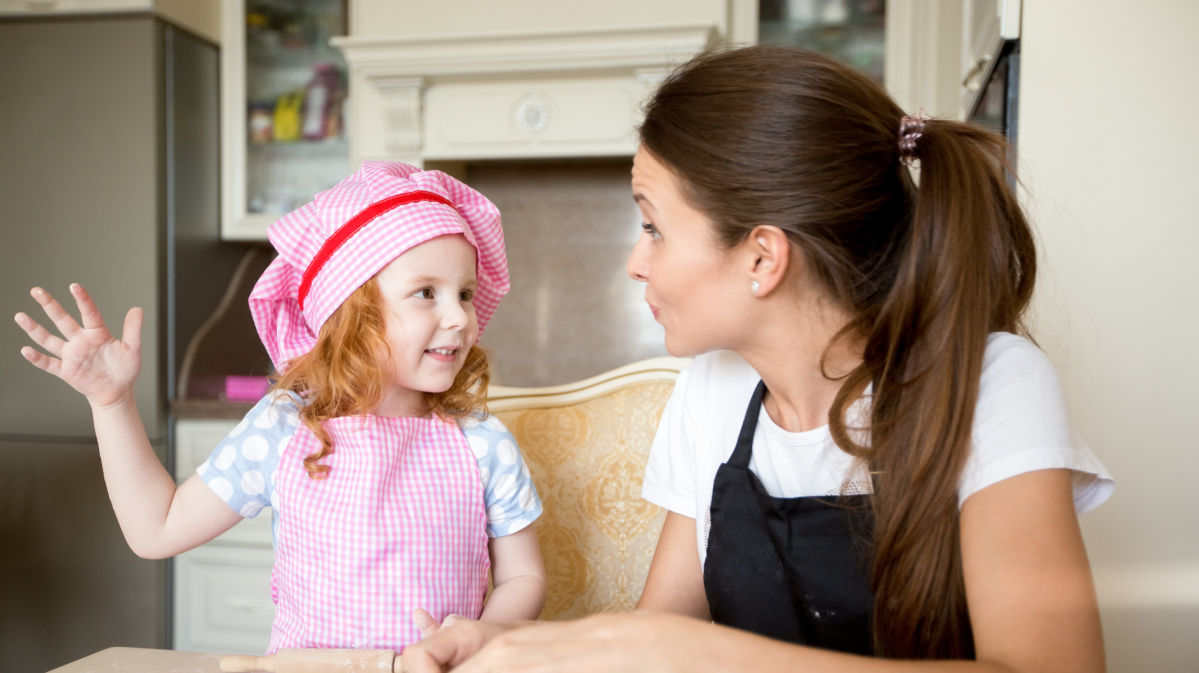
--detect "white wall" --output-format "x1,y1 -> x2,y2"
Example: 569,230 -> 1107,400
1020,1 -> 1199,669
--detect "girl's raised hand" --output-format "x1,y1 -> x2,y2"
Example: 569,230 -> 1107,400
14,284 -> 143,408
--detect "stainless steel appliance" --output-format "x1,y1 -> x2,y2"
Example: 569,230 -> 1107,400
969,38 -> 1020,156
963,0 -> 1021,170
0,15 -> 243,673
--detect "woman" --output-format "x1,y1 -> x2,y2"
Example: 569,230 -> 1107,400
403,45 -> 1113,672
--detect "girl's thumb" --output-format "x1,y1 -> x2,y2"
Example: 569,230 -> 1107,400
412,608 -> 439,639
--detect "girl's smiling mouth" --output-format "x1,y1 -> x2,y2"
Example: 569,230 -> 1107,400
425,347 -> 458,362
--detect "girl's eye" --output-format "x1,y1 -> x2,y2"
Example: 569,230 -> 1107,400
415,288 -> 435,300
459,289 -> 474,302
641,222 -> 661,240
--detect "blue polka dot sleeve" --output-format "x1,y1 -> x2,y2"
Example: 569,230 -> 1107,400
196,391 -> 300,520
459,415 -> 544,538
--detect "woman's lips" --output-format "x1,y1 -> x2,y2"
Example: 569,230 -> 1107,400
648,303 -> 660,319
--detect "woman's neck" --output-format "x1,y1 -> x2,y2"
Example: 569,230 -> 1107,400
733,295 -> 862,434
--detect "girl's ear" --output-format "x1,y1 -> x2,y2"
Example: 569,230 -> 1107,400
745,226 -> 791,297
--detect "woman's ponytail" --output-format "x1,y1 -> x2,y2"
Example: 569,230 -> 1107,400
850,119 -> 1036,658
640,44 -> 1038,659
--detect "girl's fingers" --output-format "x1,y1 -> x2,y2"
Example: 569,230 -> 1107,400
20,346 -> 63,378
14,312 -> 67,357
413,608 -> 440,639
30,287 -> 83,338
399,648 -> 443,673
121,307 -> 143,352
71,283 -> 107,331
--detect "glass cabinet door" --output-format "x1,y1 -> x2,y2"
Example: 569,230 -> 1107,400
758,0 -> 887,82
222,0 -> 352,239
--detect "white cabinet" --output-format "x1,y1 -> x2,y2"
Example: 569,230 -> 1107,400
0,0 -> 148,13
220,0 -> 353,241
174,418 -> 274,655
216,0 -> 760,240
328,0 -> 764,170
0,0 -> 219,44
175,544 -> 276,655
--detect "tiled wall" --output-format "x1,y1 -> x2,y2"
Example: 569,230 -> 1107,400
464,158 -> 668,387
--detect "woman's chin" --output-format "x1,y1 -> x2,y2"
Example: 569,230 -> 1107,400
662,333 -> 701,359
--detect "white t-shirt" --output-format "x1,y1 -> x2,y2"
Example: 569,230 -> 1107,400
641,332 -> 1114,567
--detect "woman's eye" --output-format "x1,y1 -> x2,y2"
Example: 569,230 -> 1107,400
641,222 -> 661,240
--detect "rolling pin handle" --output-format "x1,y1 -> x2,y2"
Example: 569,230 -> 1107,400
220,654 -> 275,672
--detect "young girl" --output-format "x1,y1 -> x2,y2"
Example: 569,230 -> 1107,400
14,161 -> 546,653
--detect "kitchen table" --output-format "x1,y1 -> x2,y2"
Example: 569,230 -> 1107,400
50,647 -> 224,673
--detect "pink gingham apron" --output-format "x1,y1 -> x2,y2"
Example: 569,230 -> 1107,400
266,414 -> 489,653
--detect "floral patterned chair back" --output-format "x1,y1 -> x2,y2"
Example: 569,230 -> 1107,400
487,357 -> 691,620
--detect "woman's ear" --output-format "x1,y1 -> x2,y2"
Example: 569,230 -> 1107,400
745,226 -> 791,297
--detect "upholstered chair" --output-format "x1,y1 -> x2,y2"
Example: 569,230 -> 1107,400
487,357 -> 691,620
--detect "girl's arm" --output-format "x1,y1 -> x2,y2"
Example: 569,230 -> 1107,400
403,468 -> 1104,673
479,524 -> 546,622
16,285 -> 242,558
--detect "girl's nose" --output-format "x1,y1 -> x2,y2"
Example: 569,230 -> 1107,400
440,296 -> 470,331
626,235 -> 650,282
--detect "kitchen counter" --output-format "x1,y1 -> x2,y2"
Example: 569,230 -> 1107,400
171,399 -> 256,420
50,648 -> 224,673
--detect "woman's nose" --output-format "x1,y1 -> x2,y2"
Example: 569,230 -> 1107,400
627,236 -> 650,282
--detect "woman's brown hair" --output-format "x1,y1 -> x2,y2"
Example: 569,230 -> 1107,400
640,45 -> 1035,658
273,277 -> 491,479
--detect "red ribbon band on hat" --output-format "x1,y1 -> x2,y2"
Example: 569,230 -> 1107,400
297,190 -> 457,310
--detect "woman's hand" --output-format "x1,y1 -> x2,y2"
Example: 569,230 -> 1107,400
14,284 -> 142,408
404,612 -> 730,673
403,613 -> 523,673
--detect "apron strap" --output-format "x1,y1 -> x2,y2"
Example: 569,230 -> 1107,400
728,380 -> 767,469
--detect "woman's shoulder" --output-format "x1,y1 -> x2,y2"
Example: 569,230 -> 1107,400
679,350 -> 761,394
965,332 -> 1114,511
957,332 -> 1070,442
980,332 -> 1062,392
984,331 -> 1050,365
656,350 -> 762,431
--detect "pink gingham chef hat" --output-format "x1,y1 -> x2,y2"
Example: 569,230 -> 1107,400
249,161 -> 509,372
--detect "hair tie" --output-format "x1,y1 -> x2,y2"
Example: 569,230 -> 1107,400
898,109 -> 932,166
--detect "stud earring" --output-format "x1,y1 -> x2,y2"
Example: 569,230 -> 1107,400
751,281 -> 760,293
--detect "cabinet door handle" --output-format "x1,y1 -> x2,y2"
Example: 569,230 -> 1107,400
962,55 -> 992,91
224,599 -> 276,616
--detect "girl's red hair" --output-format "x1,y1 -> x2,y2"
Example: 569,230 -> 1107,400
272,278 -> 491,479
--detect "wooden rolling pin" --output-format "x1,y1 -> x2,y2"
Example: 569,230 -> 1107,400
220,649 -> 404,673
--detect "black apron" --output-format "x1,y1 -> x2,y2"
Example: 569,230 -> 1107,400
703,380 -> 876,655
